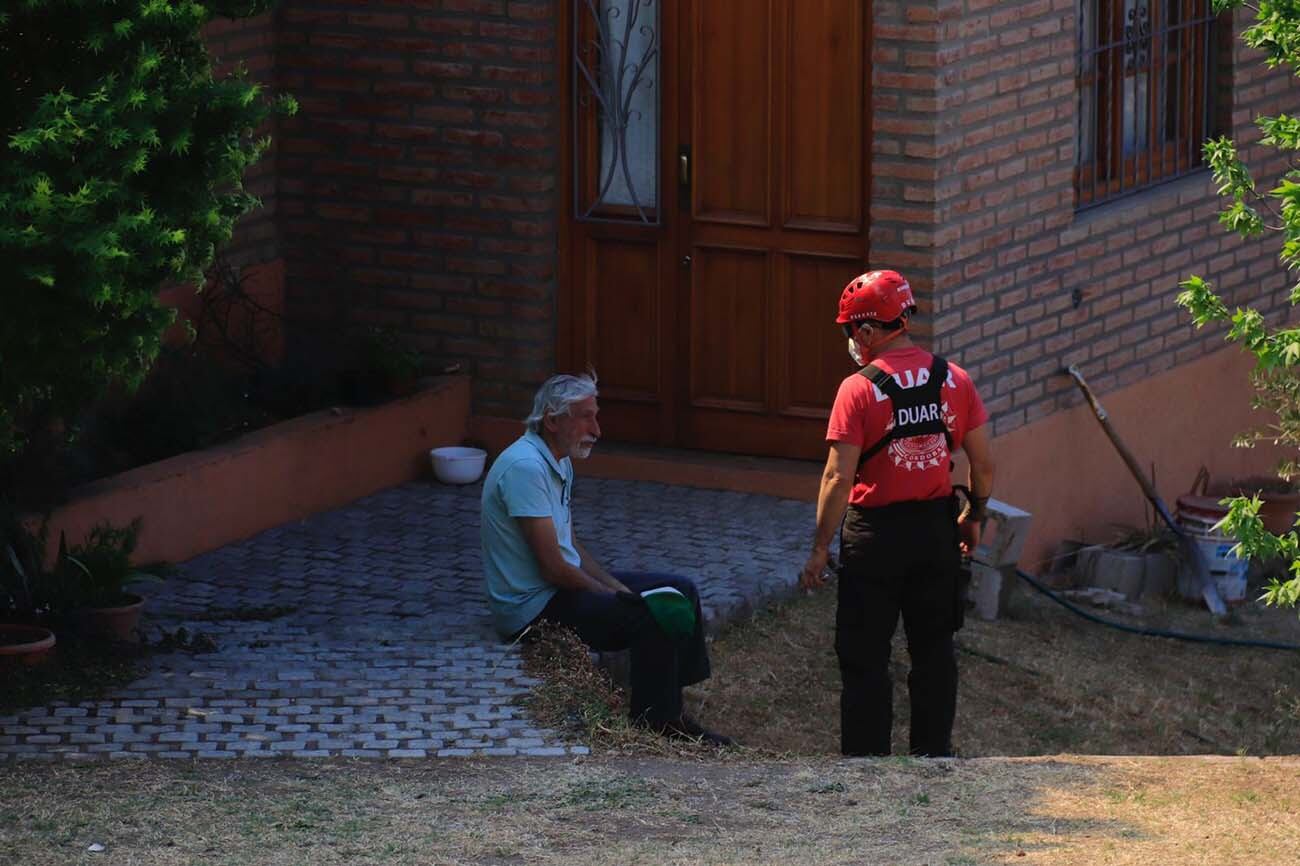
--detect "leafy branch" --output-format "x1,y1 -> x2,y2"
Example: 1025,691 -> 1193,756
1182,0 -> 1300,612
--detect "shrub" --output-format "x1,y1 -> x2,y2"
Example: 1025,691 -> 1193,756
0,1 -> 294,462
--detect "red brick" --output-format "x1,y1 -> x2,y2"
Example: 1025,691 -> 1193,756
347,12 -> 410,29
482,65 -> 550,84
412,61 -> 475,79
442,260 -> 510,280
381,290 -> 442,312
446,297 -> 508,317
444,0 -> 506,13
440,42 -> 508,60
442,129 -> 506,148
508,2 -> 551,20
483,109 -> 552,130
404,235 -> 475,253
443,85 -> 506,104
413,18 -> 475,36
479,21 -> 550,41
509,89 -> 552,107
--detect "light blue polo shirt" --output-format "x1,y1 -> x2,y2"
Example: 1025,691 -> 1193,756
480,430 -> 581,638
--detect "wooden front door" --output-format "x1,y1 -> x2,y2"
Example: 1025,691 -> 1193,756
563,0 -> 871,460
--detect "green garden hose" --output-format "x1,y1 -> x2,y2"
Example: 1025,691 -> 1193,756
1014,568 -> 1300,652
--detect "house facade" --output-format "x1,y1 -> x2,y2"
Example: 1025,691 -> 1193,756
205,1 -> 1297,565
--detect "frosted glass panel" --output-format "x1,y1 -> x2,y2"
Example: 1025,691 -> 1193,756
574,0 -> 660,222
598,0 -> 658,211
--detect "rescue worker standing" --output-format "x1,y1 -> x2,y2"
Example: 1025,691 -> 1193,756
799,270 -> 994,758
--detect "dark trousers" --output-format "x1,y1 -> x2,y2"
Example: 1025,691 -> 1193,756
836,498 -> 961,757
535,572 -> 711,725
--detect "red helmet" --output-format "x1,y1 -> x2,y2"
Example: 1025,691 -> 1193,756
835,270 -> 916,324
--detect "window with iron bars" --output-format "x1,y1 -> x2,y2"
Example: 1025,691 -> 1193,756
1076,0 -> 1225,209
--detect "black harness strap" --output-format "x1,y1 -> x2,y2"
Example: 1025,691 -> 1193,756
856,355 -> 953,469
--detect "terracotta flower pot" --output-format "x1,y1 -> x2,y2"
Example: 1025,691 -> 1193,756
1256,492 -> 1300,536
1203,471 -> 1300,536
73,593 -> 145,643
0,624 -> 57,667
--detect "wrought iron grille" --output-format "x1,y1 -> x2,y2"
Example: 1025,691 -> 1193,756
573,0 -> 660,224
1076,0 -> 1221,209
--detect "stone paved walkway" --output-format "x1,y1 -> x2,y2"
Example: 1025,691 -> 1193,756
0,477 -> 813,761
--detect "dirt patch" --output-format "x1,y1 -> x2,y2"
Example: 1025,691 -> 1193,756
0,635 -> 145,714
0,755 -> 1296,865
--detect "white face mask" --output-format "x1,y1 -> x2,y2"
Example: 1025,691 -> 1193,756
847,337 -> 865,366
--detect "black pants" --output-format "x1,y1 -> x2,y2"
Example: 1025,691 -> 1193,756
535,572 -> 711,725
836,498 -> 961,757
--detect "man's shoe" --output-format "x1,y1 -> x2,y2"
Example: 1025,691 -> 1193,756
654,715 -> 734,747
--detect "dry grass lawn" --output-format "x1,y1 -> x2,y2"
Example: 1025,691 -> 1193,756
1,754 -> 1297,865
692,580 -> 1300,758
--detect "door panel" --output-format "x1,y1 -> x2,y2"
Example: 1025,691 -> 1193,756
692,0 -> 772,225
785,0 -> 864,232
781,252 -> 862,416
584,237 -> 661,400
688,246 -> 768,410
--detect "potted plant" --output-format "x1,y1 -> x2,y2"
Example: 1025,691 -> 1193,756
0,505 -> 57,666
53,518 -> 162,644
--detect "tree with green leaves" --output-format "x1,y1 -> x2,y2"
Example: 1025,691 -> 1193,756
0,0 -> 294,465
1179,0 -> 1300,610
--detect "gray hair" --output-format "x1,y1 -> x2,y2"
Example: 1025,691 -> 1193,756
524,370 -> 599,434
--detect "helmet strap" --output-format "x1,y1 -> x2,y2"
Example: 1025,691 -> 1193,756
863,324 -> 906,361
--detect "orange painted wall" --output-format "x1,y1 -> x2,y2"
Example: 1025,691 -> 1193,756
993,347 -> 1291,571
45,376 -> 470,566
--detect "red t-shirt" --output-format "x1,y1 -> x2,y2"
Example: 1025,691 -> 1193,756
826,346 -> 988,508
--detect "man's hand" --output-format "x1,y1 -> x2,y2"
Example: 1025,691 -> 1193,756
958,515 -> 981,556
803,442 -> 857,594
604,574 -> 632,595
799,548 -> 830,592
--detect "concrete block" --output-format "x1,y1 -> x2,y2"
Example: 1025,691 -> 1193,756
1077,547 -> 1146,599
969,499 -> 1034,621
974,499 -> 1032,568
1076,547 -> 1178,601
970,562 -> 1012,622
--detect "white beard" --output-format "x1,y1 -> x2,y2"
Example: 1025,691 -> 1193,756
573,440 -> 596,460
847,338 -> 865,366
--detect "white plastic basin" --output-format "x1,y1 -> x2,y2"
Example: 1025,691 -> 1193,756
430,446 -> 487,485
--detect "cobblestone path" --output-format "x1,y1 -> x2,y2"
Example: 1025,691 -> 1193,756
0,477 -> 812,761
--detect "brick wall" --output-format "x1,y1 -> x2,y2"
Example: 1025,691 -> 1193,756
202,11 -> 280,270
274,0 -> 559,416
870,0 -> 1297,437
221,1 -> 1296,436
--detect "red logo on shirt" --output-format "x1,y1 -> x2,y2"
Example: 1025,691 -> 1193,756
886,399 -> 958,470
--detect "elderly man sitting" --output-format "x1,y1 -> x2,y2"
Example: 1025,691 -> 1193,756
479,371 -> 731,746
